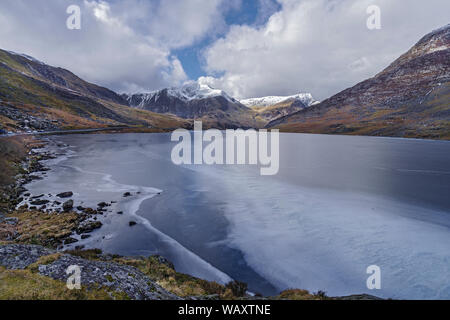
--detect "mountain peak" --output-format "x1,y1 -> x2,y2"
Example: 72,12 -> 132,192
268,24 -> 450,139
123,81 -> 238,107
384,23 -> 450,73
240,93 -> 318,108
166,81 -> 237,103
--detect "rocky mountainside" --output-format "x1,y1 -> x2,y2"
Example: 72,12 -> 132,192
4,51 -> 128,105
241,93 -> 318,108
123,82 -> 264,128
269,25 -> 450,139
242,93 -> 319,122
0,49 -> 188,133
123,82 -> 244,117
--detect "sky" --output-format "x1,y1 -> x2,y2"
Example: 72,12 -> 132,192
0,0 -> 449,100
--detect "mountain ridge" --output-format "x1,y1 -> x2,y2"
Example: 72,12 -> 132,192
123,82 -> 265,129
240,93 -> 318,108
268,24 -> 450,139
1,24 -> 449,138
0,49 -> 190,133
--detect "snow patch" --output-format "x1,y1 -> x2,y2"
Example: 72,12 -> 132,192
240,93 -> 318,108
124,81 -> 238,108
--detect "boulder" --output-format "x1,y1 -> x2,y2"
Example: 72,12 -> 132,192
30,199 -> 50,206
57,192 -> 73,198
62,200 -> 74,212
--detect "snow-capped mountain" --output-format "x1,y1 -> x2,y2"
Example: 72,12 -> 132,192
123,82 -> 239,108
268,24 -> 450,138
240,93 -> 319,108
123,82 -> 249,120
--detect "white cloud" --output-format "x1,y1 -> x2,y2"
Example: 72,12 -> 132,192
0,0 -> 231,93
202,0 -> 450,100
1,0 -> 448,98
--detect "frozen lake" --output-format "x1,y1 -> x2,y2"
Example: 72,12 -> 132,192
25,133 -> 450,299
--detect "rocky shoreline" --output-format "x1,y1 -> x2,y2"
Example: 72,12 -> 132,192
0,135 -> 382,300
0,138 -> 107,249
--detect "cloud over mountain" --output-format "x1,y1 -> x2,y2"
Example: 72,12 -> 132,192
202,0 -> 450,100
0,0 -> 233,93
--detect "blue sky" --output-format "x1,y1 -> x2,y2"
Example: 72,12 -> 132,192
173,0 -> 281,80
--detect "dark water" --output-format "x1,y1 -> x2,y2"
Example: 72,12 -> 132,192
25,133 -> 450,299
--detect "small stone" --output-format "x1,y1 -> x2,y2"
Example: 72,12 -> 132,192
129,221 -> 137,227
123,192 -> 132,197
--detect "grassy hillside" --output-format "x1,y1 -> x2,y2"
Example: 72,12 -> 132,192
269,26 -> 450,140
0,49 -> 189,132
274,82 -> 450,140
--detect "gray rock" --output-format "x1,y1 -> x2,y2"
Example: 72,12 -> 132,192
0,244 -> 56,270
30,199 -> 50,206
0,244 -> 179,300
97,202 -> 109,208
62,200 -> 74,212
57,192 -> 73,198
76,221 -> 102,234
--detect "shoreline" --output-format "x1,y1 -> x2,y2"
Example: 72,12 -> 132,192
25,138 -> 234,285
3,124 -> 450,142
0,133 -> 382,300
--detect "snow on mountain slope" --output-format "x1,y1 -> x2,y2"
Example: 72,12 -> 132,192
168,81 -> 237,102
240,93 -> 318,108
123,81 -> 238,107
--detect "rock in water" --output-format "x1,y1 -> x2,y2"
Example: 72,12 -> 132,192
57,192 -> 73,198
62,200 -> 74,212
30,199 -> 50,206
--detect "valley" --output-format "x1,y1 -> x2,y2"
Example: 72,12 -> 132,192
1,24 -> 448,140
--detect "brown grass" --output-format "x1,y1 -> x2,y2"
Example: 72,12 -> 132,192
0,136 -> 30,187
0,266 -> 113,300
6,210 -> 79,248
